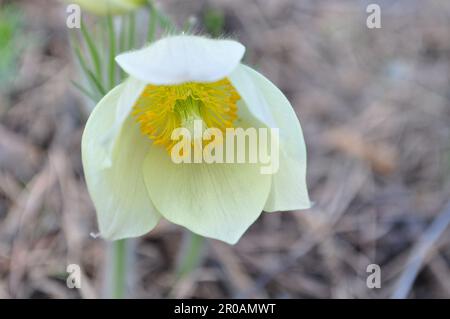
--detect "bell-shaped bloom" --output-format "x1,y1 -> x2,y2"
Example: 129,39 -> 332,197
66,0 -> 146,15
82,35 -> 310,244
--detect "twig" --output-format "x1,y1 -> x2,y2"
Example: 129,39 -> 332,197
391,201 -> 450,299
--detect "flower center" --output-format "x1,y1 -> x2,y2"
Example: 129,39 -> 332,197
132,78 -> 240,150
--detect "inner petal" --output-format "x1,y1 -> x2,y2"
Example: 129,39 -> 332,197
132,78 -> 240,150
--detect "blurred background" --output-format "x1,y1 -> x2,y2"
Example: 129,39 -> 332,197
0,0 -> 450,298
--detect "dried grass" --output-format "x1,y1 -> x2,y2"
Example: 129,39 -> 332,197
0,0 -> 449,298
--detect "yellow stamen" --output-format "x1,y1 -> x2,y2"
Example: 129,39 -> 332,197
132,78 -> 240,151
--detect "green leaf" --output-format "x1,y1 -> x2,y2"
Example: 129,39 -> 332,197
127,12 -> 136,50
71,80 -> 98,102
71,38 -> 107,96
106,14 -> 117,90
119,15 -> 129,80
80,19 -> 102,84
146,0 -> 176,33
147,3 -> 157,43
203,8 -> 225,38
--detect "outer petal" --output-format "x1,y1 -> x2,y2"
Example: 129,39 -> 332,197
82,84 -> 160,240
116,35 -> 245,85
229,65 -> 276,129
142,147 -> 271,244
231,64 -> 311,211
102,76 -> 146,167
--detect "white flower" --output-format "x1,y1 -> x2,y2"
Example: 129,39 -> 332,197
82,35 -> 310,244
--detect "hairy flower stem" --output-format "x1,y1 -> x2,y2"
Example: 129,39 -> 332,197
176,231 -> 206,279
105,239 -> 130,298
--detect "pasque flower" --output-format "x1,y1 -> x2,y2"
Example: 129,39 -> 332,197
82,35 -> 310,244
67,0 -> 146,15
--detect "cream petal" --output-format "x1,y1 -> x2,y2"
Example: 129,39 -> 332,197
82,84 -> 160,240
229,64 -> 277,130
142,146 -> 271,244
231,64 -> 311,211
116,35 -> 245,85
101,76 -> 146,167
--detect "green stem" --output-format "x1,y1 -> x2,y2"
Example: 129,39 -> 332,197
176,232 -> 205,279
110,239 -> 127,298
